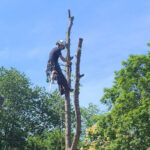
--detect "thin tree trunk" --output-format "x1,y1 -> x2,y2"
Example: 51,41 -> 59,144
65,9 -> 74,150
65,93 -> 71,150
71,38 -> 83,150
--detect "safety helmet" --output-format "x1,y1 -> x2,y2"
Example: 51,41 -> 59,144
56,40 -> 66,47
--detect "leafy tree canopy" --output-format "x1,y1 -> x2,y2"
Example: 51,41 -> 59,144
0,67 -> 64,149
84,52 -> 150,150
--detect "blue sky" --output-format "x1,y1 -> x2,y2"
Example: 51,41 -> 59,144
0,0 -> 150,110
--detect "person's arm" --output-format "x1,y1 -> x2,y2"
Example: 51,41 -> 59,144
59,55 -> 72,65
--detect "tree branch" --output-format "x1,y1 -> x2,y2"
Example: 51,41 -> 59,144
79,74 -> 84,78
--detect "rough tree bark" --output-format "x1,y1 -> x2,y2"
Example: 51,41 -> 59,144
65,10 -> 83,150
71,38 -> 83,150
65,9 -> 74,150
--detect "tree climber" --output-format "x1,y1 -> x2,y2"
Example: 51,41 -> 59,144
46,40 -> 73,95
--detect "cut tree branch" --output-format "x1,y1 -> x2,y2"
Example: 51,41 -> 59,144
79,74 -> 84,78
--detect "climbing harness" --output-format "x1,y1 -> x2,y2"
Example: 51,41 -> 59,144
46,63 -> 71,94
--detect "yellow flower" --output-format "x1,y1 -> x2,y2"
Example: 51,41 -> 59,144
106,137 -> 110,141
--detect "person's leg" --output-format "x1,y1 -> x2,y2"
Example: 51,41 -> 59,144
58,84 -> 65,95
59,73 -> 70,91
55,64 -> 70,93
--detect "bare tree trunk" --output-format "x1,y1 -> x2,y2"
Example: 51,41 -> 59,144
65,9 -> 74,150
65,93 -> 71,150
71,38 -> 83,150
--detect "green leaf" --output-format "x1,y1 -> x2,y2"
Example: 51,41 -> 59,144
147,43 -> 150,46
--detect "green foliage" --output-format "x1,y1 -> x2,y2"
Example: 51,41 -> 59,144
84,52 -> 150,149
80,103 -> 100,146
81,103 -> 100,128
0,67 -> 66,149
26,129 -> 65,150
147,43 -> 150,47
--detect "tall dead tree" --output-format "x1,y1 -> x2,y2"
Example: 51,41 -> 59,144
65,10 -> 83,150
65,9 -> 74,150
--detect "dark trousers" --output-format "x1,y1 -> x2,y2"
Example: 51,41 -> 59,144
47,62 -> 70,93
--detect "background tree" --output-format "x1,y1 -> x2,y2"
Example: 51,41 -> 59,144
26,128 -> 65,150
81,103 -> 100,129
0,67 -> 67,149
84,51 -> 150,150
79,103 -> 101,148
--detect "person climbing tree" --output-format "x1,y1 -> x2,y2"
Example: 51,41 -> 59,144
46,40 -> 73,95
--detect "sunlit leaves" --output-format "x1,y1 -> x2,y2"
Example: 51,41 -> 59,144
84,51 -> 150,149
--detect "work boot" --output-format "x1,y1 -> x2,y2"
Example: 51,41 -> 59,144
65,88 -> 74,93
60,89 -> 65,95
